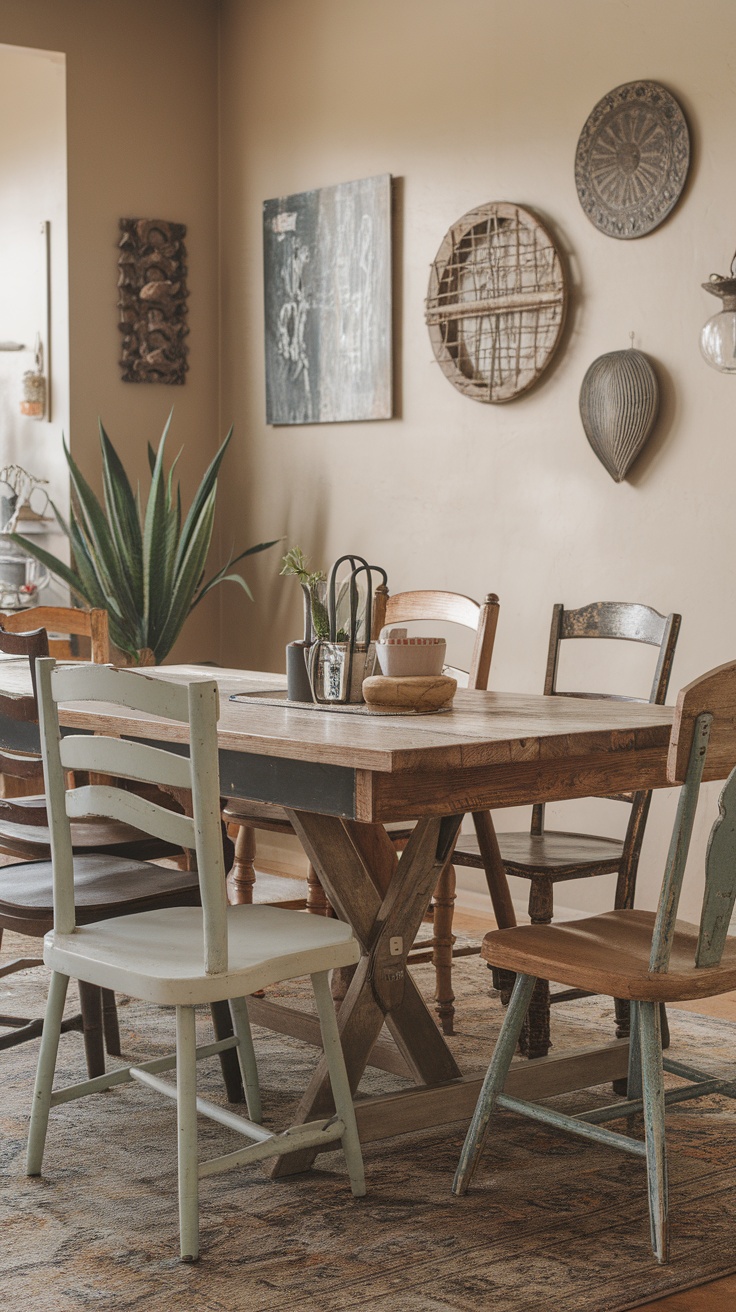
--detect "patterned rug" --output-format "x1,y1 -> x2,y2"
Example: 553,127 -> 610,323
2,929 -> 736,1312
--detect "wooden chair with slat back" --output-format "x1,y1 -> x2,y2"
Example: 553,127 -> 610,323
0,610 -> 246,1095
0,624 -> 208,1083
453,659 -> 736,1265
28,660 -> 365,1262
0,605 -> 110,665
224,588 -> 500,1033
373,587 -> 501,1032
452,600 -> 681,1058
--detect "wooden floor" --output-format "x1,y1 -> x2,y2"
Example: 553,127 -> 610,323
453,909 -> 736,1311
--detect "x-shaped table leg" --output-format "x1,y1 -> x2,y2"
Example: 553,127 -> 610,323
269,810 -> 464,1177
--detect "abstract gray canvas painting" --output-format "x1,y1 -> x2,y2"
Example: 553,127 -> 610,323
263,174 -> 392,425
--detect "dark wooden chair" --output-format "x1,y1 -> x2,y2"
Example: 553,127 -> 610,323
224,588 -> 501,1032
453,659 -> 736,1265
452,601 -> 681,1057
0,625 -> 241,1098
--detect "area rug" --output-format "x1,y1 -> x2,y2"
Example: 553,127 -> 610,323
2,931 -> 736,1312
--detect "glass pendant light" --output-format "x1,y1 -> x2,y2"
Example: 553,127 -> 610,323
701,252 -> 736,373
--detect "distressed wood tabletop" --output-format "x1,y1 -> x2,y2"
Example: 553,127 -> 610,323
43,664 -> 676,823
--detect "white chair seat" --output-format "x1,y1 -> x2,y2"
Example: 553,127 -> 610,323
44,903 -> 359,1005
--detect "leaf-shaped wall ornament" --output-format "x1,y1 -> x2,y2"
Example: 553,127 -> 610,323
579,347 -> 659,482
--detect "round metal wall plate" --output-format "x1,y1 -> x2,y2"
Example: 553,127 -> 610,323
425,202 -> 568,404
575,81 -> 690,239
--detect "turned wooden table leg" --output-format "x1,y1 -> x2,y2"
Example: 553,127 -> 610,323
227,823 -> 256,905
432,862 -> 457,1034
519,878 -> 553,1059
306,863 -> 334,917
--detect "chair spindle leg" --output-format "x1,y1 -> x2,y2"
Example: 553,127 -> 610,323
639,1000 -> 669,1264
229,996 -> 262,1123
627,1001 -> 642,1100
659,1002 -> 670,1051
79,982 -> 105,1078
519,881 -> 553,1058
210,1001 -> 244,1104
432,862 -> 457,1035
101,988 -> 121,1057
176,1005 -> 199,1262
311,970 -> 366,1198
453,972 -> 536,1196
27,971 -> 69,1176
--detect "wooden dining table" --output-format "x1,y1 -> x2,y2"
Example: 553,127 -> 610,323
0,660 -> 694,1176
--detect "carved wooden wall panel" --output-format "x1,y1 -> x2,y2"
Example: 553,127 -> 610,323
117,219 -> 189,385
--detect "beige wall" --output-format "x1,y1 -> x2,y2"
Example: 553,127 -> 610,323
0,42 -> 68,569
218,0 -> 736,920
0,0 -> 222,662
3,1 -> 735,919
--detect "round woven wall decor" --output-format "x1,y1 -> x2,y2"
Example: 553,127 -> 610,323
575,81 -> 690,239
425,202 -> 568,404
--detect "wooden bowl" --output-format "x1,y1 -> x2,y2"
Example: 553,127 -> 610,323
362,674 -> 457,713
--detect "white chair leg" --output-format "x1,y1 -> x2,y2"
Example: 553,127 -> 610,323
639,1000 -> 669,1264
176,1005 -> 199,1262
27,971 -> 69,1176
453,972 -> 537,1196
229,995 -> 262,1124
311,970 -> 366,1198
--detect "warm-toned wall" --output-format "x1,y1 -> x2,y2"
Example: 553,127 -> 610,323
218,0 -> 736,919
0,0 -> 222,662
0,42 -> 68,566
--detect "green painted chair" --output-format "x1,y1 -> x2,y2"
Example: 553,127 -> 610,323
26,660 -> 365,1262
453,659 -> 736,1264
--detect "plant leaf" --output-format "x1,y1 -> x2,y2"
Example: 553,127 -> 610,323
153,487 -> 217,660
98,419 -> 143,614
62,437 -> 140,625
142,420 -> 173,646
192,538 -> 280,607
192,572 -> 254,607
175,426 -> 233,573
8,533 -> 90,605
22,414 -> 275,662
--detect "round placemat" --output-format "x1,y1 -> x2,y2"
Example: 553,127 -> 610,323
575,80 -> 690,239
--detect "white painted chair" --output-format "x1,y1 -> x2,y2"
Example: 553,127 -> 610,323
27,660 -> 365,1261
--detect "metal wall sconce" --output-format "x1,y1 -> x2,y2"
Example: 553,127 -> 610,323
20,336 -> 46,418
701,252 -> 736,373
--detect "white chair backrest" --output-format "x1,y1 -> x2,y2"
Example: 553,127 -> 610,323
36,659 -> 228,975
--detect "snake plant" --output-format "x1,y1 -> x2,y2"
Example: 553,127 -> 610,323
11,415 -> 278,663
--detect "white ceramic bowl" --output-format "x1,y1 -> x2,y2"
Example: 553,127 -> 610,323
375,636 -> 446,677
